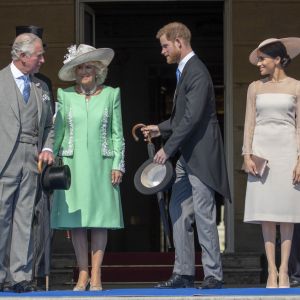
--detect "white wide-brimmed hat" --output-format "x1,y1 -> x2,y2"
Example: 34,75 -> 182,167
249,37 -> 300,65
58,44 -> 114,81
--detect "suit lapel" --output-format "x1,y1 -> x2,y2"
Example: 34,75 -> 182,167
31,76 -> 42,121
2,66 -> 20,120
177,55 -> 197,89
171,56 -> 196,115
31,76 -> 48,151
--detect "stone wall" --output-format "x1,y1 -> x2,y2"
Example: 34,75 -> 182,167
0,0 -> 75,92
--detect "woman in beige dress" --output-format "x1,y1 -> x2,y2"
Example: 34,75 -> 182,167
243,38 -> 300,288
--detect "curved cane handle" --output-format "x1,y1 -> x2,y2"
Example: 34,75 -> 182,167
38,160 -> 43,174
132,123 -> 152,143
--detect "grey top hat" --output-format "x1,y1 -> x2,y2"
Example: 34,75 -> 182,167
134,159 -> 175,195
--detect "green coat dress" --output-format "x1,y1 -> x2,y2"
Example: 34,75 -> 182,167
51,86 -> 124,229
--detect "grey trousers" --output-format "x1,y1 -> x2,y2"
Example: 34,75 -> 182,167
0,142 -> 38,284
170,159 -> 223,281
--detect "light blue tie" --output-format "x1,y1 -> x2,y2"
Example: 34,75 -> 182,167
20,75 -> 30,103
176,68 -> 181,83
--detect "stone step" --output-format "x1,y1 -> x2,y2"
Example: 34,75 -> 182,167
222,252 -> 262,268
51,251 -> 262,265
48,252 -> 263,289
51,253 -> 75,269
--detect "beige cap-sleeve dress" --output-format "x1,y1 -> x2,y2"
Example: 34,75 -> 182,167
243,77 -> 300,224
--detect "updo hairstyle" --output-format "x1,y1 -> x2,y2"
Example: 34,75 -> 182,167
259,41 -> 291,68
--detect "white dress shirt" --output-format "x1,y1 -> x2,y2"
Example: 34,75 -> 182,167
177,51 -> 195,74
10,62 -> 31,94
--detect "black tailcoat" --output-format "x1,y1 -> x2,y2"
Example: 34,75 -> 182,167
158,55 -> 231,199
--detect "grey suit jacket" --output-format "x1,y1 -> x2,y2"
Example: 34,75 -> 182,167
0,65 -> 54,175
158,55 -> 231,199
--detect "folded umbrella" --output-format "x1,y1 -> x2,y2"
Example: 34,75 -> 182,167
32,173 -> 52,291
32,161 -> 71,291
132,123 -> 173,248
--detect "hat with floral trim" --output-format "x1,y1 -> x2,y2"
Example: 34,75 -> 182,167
58,44 -> 114,81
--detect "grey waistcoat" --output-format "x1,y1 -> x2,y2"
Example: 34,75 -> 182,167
16,84 -> 38,145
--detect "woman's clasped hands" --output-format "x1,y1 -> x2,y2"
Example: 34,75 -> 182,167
112,170 -> 123,185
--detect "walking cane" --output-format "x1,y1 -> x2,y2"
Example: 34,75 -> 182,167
37,160 -> 50,291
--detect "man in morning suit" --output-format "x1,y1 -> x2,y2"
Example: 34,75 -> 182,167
15,25 -> 56,114
15,25 -> 56,285
0,33 -> 54,292
142,22 -> 230,289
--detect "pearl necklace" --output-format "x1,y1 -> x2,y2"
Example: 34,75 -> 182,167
80,84 -> 98,96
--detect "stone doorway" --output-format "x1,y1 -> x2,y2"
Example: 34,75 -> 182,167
77,0 -> 225,252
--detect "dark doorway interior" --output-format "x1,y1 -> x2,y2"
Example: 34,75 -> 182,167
87,1 -> 224,252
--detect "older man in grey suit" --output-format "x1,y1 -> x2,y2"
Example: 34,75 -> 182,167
142,22 -> 230,289
0,33 -> 54,293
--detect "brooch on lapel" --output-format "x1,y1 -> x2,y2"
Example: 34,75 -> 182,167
42,93 -> 50,102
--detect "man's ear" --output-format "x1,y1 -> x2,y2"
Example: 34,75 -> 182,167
174,38 -> 182,49
19,52 -> 28,62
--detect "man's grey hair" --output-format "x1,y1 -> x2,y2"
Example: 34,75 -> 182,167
11,33 -> 41,61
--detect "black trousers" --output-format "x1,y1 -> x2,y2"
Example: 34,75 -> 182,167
289,224 -> 300,280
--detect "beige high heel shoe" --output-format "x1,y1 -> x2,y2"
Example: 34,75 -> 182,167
89,285 -> 103,291
279,272 -> 290,288
266,269 -> 278,288
90,270 -> 102,291
73,279 -> 90,291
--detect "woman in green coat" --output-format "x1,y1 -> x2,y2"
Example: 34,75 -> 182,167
51,44 -> 124,291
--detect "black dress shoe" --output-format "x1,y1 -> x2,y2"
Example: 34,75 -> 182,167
155,273 -> 195,288
0,282 -> 10,292
12,280 -> 37,293
3,284 -> 12,292
290,278 -> 300,288
200,276 -> 223,289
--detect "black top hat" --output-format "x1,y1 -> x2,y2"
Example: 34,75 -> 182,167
15,25 -> 47,48
134,158 -> 175,195
16,25 -> 44,39
41,164 -> 71,193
